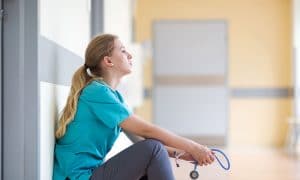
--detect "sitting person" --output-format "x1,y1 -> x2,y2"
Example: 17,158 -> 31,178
53,33 -> 215,180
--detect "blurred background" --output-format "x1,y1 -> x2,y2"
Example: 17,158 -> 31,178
1,0 -> 300,179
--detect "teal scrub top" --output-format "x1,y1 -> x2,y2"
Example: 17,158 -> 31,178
53,80 -> 133,180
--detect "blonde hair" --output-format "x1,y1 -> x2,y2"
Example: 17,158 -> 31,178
55,34 -> 117,139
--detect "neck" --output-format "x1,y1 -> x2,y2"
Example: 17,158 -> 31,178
101,75 -> 121,90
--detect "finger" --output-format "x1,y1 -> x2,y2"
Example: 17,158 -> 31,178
209,156 -> 215,163
205,156 -> 212,164
207,159 -> 212,164
205,160 -> 209,166
209,158 -> 214,164
209,154 -> 215,162
211,150 -> 216,155
209,151 -> 215,158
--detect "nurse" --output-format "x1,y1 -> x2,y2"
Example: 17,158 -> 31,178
53,34 -> 215,180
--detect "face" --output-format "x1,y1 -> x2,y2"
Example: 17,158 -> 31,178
106,39 -> 133,76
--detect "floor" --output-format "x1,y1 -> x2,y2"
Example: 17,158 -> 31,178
171,147 -> 300,180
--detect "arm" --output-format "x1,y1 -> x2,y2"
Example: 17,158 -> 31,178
122,131 -> 193,161
123,131 -> 194,161
120,114 -> 214,166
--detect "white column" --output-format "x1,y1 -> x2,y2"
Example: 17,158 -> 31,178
290,0 -> 300,154
294,0 -> 300,117
104,0 -> 144,108
104,0 -> 132,44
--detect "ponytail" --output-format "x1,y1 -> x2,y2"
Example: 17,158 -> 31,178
55,65 -> 93,139
56,34 -> 116,139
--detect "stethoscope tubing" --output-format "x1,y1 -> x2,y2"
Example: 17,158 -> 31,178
188,148 -> 231,171
210,148 -> 230,170
174,148 -> 230,180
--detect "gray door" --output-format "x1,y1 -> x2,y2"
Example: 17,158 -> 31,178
153,21 -> 228,145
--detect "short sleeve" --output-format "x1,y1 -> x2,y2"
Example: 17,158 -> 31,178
80,82 -> 133,128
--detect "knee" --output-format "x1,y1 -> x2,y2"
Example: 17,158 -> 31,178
144,139 -> 163,148
140,139 -> 167,155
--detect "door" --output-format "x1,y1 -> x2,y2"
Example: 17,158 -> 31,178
153,21 -> 228,145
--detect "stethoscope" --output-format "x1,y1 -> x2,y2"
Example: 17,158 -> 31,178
174,148 -> 231,179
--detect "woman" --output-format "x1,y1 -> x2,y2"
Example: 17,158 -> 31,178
53,34 -> 215,180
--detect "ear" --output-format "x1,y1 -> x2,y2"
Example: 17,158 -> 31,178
103,56 -> 114,67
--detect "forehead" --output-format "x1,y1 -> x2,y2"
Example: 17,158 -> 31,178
114,39 -> 124,48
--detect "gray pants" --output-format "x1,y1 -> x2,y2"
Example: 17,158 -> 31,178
90,139 -> 175,180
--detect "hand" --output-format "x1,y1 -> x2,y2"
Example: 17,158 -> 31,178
190,144 -> 215,166
178,152 -> 195,162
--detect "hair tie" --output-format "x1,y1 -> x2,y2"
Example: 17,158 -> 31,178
86,67 -> 96,78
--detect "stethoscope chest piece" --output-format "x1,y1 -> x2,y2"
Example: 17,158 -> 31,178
189,170 -> 199,179
189,163 -> 199,179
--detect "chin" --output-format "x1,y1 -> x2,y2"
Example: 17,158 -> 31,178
127,68 -> 132,73
123,69 -> 132,76
126,70 -> 132,74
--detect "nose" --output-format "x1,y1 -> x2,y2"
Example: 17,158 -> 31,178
127,52 -> 132,59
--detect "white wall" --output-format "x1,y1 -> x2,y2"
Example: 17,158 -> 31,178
40,82 -> 70,180
294,0 -> 300,118
104,0 -> 132,45
294,0 -> 300,48
39,0 -> 90,58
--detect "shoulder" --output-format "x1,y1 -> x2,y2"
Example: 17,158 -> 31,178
83,80 -> 109,93
80,80 -> 118,103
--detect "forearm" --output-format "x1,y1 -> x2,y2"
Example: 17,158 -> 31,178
124,129 -> 186,159
142,123 -> 197,155
120,114 -> 199,155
